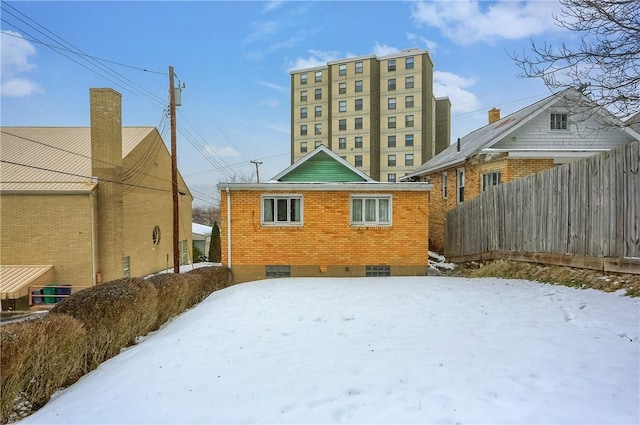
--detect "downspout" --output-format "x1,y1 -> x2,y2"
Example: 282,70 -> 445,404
226,186 -> 232,268
89,189 -> 98,286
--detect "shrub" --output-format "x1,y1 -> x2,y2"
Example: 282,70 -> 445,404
50,278 -> 158,373
209,221 -> 221,263
147,273 -> 191,330
183,266 -> 232,307
0,314 -> 86,424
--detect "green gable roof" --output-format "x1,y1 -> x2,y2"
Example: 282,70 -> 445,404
272,146 -> 373,182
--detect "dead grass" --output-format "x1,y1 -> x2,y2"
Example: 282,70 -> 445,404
447,260 -> 640,296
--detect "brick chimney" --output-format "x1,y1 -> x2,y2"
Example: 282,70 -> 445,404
90,88 -> 124,283
488,108 -> 501,124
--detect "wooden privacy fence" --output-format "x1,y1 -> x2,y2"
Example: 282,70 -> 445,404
445,142 -> 640,274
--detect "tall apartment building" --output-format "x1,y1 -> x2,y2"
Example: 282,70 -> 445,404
290,48 -> 451,181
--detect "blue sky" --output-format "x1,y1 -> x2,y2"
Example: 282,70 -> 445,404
1,0 -> 572,206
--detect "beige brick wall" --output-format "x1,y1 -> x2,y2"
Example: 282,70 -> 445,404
220,189 -> 429,282
0,193 -> 96,287
426,157 -> 554,252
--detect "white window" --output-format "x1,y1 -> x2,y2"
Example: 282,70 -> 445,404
339,82 -> 347,94
339,64 -> 347,75
442,172 -> 448,199
387,173 -> 396,183
300,74 -> 307,84
339,101 -> 347,112
300,142 -> 307,153
457,168 -> 465,203
550,113 -> 568,130
315,71 -> 322,82
351,195 -> 392,226
355,61 -> 363,73
262,196 -> 302,225
482,171 -> 502,191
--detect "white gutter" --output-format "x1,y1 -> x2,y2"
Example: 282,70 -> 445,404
226,186 -> 231,268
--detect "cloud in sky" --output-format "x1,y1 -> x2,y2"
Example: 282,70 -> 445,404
433,71 -> 480,113
286,49 -> 340,71
258,81 -> 288,94
411,0 -> 558,45
1,31 -> 42,97
263,1 -> 284,13
372,43 -> 400,57
406,32 -> 438,51
202,145 -> 240,159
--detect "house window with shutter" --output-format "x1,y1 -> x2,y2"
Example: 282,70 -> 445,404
457,168 -> 465,203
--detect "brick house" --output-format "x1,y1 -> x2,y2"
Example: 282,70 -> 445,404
401,88 -> 640,253
0,88 -> 193,305
217,145 -> 431,283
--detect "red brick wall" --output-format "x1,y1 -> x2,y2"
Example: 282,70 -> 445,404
219,189 -> 429,276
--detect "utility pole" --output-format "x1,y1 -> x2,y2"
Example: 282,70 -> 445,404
250,160 -> 263,183
169,66 -> 180,273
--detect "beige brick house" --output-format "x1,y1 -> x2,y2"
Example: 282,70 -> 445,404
217,146 -> 431,283
402,88 -> 640,253
0,88 -> 192,305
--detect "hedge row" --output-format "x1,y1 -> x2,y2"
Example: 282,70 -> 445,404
0,266 -> 232,424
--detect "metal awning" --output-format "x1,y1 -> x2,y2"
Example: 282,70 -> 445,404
0,265 -> 54,299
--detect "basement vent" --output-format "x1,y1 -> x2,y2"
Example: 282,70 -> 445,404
266,265 -> 291,278
366,265 -> 391,277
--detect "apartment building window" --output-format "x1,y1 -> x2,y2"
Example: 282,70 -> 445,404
388,59 -> 396,72
388,154 -> 396,166
388,173 -> 396,183
457,168 -> 465,203
339,119 -> 347,131
351,195 -> 391,226
405,95 -> 414,108
550,113 -> 568,130
300,142 -> 308,153
338,101 -> 347,113
315,140 -> 322,148
482,171 -> 502,191
315,71 -> 322,82
300,90 -> 307,101
300,107 -> 307,119
300,125 -> 307,135
355,80 -> 363,92
355,117 -> 363,130
314,123 -> 322,135
340,156 -> 347,161
405,76 -> 414,89
405,153 -> 414,166
339,82 -> 347,94
315,88 -> 322,100
442,171 -> 448,199
388,116 -> 396,129
355,98 -> 363,111
262,195 -> 302,225
300,73 -> 307,84
388,98 -> 396,110
388,79 -> 396,91
354,155 -> 363,167
315,105 -> 322,117
388,135 -> 396,147
405,56 -> 414,69
405,115 -> 414,127
405,134 -> 415,147
339,138 -> 347,149
355,61 -> 363,73
355,136 -> 363,148
339,64 -> 347,75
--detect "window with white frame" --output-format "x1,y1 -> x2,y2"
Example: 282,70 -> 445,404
314,123 -> 322,134
355,117 -> 363,129
388,59 -> 396,72
482,171 -> 502,191
457,168 -> 465,203
300,90 -> 307,101
388,97 -> 396,110
354,155 -> 363,167
388,116 -> 396,129
442,171 -> 448,199
388,135 -> 396,147
300,74 -> 307,84
405,95 -> 414,108
405,115 -> 414,127
550,113 -> 568,130
355,136 -> 363,148
315,88 -> 322,100
355,61 -> 363,73
351,195 -> 392,226
338,138 -> 346,149
339,82 -> 347,94
405,134 -> 414,146
387,173 -> 396,182
262,195 -> 302,225
315,71 -> 322,82
315,105 -> 322,117
405,153 -> 414,166
388,154 -> 396,166
300,141 -> 307,153
339,64 -> 347,76
405,76 -> 414,89
339,101 -> 347,112
388,79 -> 396,91
355,98 -> 363,111
300,107 -> 307,119
300,125 -> 307,135
355,80 -> 363,92
405,56 -> 414,69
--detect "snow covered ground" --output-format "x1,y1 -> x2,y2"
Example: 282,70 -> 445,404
20,277 -> 639,424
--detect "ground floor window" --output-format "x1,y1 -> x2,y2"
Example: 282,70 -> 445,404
366,265 -> 391,277
266,265 -> 291,278
262,195 -> 303,225
482,171 -> 502,191
180,240 -> 189,264
351,195 -> 391,226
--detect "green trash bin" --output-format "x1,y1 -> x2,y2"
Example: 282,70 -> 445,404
42,284 -> 57,304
